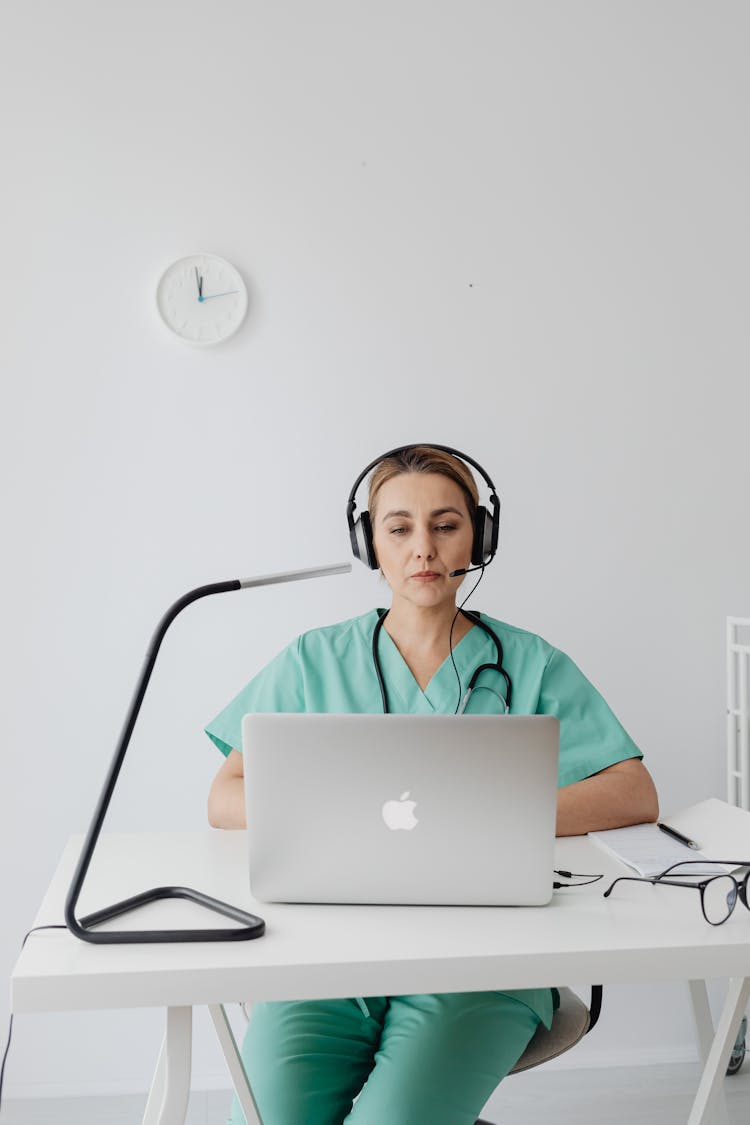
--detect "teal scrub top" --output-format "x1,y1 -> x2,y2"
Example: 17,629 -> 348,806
205,609 -> 643,1027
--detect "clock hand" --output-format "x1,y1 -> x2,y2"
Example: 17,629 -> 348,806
194,267 -> 204,300
199,289 -> 240,301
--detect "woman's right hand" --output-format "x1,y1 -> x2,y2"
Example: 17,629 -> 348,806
207,748 -> 247,829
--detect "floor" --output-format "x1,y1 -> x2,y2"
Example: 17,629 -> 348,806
1,1057 -> 750,1120
2,1062 -> 750,1124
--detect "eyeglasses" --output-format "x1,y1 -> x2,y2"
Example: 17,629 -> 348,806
603,860 -> 750,926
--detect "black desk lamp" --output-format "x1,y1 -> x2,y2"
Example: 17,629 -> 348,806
64,562 -> 352,944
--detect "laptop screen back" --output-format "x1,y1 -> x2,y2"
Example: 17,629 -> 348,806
242,713 -> 559,906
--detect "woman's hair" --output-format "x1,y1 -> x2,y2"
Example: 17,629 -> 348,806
368,445 -> 479,521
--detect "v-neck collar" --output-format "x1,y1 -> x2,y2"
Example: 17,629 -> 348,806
374,611 -> 491,714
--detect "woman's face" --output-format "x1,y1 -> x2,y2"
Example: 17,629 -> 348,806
371,472 -> 475,610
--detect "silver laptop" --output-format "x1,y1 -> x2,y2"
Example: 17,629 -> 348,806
242,713 -> 559,906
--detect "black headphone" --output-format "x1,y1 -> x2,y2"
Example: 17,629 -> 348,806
346,443 -> 501,571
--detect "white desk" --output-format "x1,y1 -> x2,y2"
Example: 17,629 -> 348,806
10,831 -> 750,1125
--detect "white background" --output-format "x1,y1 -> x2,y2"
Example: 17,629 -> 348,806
2,0 -> 749,1103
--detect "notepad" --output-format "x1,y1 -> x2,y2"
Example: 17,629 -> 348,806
591,799 -> 750,877
590,823 -> 710,876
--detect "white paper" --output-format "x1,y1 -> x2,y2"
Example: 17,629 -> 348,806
590,823 -> 713,877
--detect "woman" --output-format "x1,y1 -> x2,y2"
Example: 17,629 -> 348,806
206,444 -> 658,1125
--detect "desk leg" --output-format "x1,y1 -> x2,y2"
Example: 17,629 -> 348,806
687,977 -> 750,1125
141,1007 -> 192,1125
142,1035 -> 167,1124
209,1004 -> 263,1125
688,982 -> 729,1125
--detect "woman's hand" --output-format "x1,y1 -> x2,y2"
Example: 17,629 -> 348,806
208,748 -> 247,829
556,757 -> 659,837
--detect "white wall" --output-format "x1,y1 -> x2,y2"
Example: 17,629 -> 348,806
2,0 -> 749,1102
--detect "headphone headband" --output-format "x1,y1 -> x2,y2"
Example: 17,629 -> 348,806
346,443 -> 501,570
346,443 -> 498,508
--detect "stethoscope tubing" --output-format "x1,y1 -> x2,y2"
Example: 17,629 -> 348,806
372,608 -> 512,715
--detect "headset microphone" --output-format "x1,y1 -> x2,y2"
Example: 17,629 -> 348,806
449,565 -> 484,578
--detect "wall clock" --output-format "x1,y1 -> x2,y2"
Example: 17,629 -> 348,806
156,253 -> 248,345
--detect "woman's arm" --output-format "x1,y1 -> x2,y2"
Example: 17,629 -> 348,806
556,757 -> 658,837
209,743 -> 657,835
208,748 -> 247,829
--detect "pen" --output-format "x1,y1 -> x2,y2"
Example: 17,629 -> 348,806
657,822 -> 699,850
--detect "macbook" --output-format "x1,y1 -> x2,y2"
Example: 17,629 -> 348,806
242,713 -> 559,906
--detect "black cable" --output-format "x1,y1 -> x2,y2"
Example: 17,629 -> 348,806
450,565 -> 487,713
0,925 -> 67,1114
553,871 -> 604,889
0,1015 -> 14,1114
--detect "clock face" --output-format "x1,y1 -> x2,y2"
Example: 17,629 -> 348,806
156,254 -> 248,345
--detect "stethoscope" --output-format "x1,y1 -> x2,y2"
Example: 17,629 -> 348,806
372,608 -> 513,715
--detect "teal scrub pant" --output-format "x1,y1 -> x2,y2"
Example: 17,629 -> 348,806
228,991 -> 542,1125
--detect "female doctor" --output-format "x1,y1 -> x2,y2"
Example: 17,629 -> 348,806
206,444 -> 658,1125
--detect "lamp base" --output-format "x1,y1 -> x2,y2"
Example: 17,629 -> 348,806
69,885 -> 265,944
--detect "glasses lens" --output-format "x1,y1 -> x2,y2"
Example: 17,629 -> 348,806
702,875 -> 737,924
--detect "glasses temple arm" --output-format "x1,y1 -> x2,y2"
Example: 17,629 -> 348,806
603,875 -> 707,898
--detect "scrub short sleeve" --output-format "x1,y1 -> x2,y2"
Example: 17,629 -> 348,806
538,649 -> 642,787
204,638 -> 304,757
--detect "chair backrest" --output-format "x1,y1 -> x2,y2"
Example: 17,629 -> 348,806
508,986 -> 596,1074
475,987 -> 603,1125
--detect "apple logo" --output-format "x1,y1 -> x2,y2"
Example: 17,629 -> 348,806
381,791 -> 419,831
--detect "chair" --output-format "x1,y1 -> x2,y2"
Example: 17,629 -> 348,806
475,985 -> 603,1125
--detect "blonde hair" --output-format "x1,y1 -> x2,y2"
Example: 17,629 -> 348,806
368,445 -> 479,521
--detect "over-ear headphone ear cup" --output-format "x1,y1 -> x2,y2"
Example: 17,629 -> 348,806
488,492 -> 500,558
470,495 -> 501,566
359,510 -> 378,570
472,506 -> 489,566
